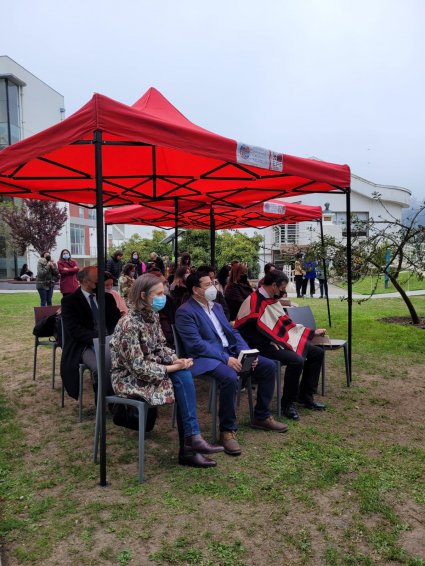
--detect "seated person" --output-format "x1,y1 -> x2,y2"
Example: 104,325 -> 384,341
110,273 -> 223,468
104,271 -> 128,317
170,266 -> 190,308
18,263 -> 34,281
234,270 -> 326,421
224,263 -> 253,321
257,263 -> 276,288
147,268 -> 176,348
175,272 -> 287,457
118,263 -> 136,305
196,264 -> 231,320
60,266 -> 121,400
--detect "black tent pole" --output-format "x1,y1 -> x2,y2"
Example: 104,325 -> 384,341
94,129 -> 107,486
174,197 -> 179,269
319,219 -> 331,328
346,189 -> 353,383
104,223 -> 108,264
210,206 -> 216,269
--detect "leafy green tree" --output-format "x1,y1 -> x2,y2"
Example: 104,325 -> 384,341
108,230 -> 173,264
216,231 -> 263,278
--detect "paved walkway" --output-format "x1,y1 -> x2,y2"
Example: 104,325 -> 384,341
1,280 -> 424,299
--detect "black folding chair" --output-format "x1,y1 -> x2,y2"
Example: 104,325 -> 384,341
285,306 -> 350,395
33,305 -> 60,387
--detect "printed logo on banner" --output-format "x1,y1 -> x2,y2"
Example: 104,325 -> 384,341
237,142 -> 283,172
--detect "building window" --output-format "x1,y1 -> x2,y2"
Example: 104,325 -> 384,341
88,208 -> 96,220
336,212 -> 369,237
0,78 -> 21,148
78,206 -> 85,219
273,223 -> 298,245
70,223 -> 85,255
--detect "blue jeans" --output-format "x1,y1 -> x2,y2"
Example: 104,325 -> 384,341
38,287 -> 54,306
169,369 -> 200,438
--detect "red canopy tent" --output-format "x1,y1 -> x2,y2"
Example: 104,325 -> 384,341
0,88 -> 352,484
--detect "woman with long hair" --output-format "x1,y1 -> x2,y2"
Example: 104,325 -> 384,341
118,262 -> 136,305
224,262 -> 253,321
110,273 -> 223,468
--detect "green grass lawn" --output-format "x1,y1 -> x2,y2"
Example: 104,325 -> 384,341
1,292 -> 425,565
338,272 -> 425,295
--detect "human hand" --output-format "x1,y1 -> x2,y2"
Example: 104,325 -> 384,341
315,328 -> 327,336
251,357 -> 259,370
227,357 -> 242,372
174,358 -> 193,370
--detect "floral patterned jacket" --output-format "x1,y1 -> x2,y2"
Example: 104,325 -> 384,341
118,274 -> 134,305
110,307 -> 176,406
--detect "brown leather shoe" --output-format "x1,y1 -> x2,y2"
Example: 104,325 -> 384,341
187,435 -> 225,454
178,446 -> 217,468
220,431 -> 242,456
251,416 -> 288,433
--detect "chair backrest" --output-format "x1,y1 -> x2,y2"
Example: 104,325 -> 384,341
34,305 -> 60,323
93,336 -> 113,397
171,324 -> 186,358
285,306 -> 317,330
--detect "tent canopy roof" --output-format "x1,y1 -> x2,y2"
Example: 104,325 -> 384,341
0,88 -> 350,207
105,200 -> 323,230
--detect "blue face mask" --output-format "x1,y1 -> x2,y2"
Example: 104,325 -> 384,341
63,254 -> 70,260
152,295 -> 166,312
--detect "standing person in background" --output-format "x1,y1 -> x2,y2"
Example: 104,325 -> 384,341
58,249 -> 79,296
294,254 -> 304,299
118,263 -> 136,306
224,262 -> 253,321
106,250 -> 124,285
316,263 -> 328,299
179,252 -> 191,270
36,251 -> 59,306
302,258 -> 317,298
149,252 -> 165,275
130,250 -> 146,278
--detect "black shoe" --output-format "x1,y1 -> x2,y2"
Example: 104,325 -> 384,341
299,397 -> 326,411
282,403 -> 300,420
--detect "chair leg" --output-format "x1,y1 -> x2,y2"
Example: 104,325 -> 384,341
275,361 -> 281,417
79,366 -> 84,422
246,374 -> 254,423
61,380 -> 65,408
138,404 -> 147,483
210,380 -> 218,444
93,402 -> 101,463
51,344 -> 57,389
343,344 -> 350,387
208,382 -> 214,413
171,403 -> 177,428
33,339 -> 38,381
321,353 -> 326,396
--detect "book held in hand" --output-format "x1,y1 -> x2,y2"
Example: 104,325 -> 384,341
237,349 -> 259,373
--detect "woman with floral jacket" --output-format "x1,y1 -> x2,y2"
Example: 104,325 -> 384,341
118,263 -> 135,305
110,273 -> 223,468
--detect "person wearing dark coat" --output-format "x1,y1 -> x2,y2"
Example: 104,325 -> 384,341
106,250 -> 124,285
224,263 -> 253,321
130,250 -> 147,278
149,252 -> 165,275
60,266 -> 120,400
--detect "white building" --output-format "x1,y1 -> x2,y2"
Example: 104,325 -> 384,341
0,56 -> 65,277
259,173 -> 412,271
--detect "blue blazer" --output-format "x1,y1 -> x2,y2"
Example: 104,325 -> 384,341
175,297 -> 249,375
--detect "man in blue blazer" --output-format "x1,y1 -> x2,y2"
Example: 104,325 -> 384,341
175,271 -> 287,456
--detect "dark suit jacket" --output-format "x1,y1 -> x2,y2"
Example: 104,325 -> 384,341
60,288 -> 120,399
175,297 -> 249,376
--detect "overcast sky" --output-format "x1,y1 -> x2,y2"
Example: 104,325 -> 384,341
4,0 -> 425,201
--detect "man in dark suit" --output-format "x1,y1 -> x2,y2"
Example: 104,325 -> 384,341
60,266 -> 120,400
175,272 -> 287,457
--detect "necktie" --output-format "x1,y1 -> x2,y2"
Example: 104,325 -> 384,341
89,294 -> 99,326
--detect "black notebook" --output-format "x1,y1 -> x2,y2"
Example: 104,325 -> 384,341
237,349 -> 259,373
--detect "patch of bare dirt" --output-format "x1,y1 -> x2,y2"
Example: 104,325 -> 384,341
380,315 -> 425,329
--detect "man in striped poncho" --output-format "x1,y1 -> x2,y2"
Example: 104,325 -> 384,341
234,270 -> 326,421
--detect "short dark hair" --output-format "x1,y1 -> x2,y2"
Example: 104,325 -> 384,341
186,271 -> 210,295
263,270 -> 288,286
104,271 -> 113,282
264,263 -> 276,274
196,264 -> 214,274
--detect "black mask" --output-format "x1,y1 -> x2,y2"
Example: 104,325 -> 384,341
45,255 -> 51,261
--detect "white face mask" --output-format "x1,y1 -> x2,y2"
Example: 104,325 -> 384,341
204,285 -> 217,302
